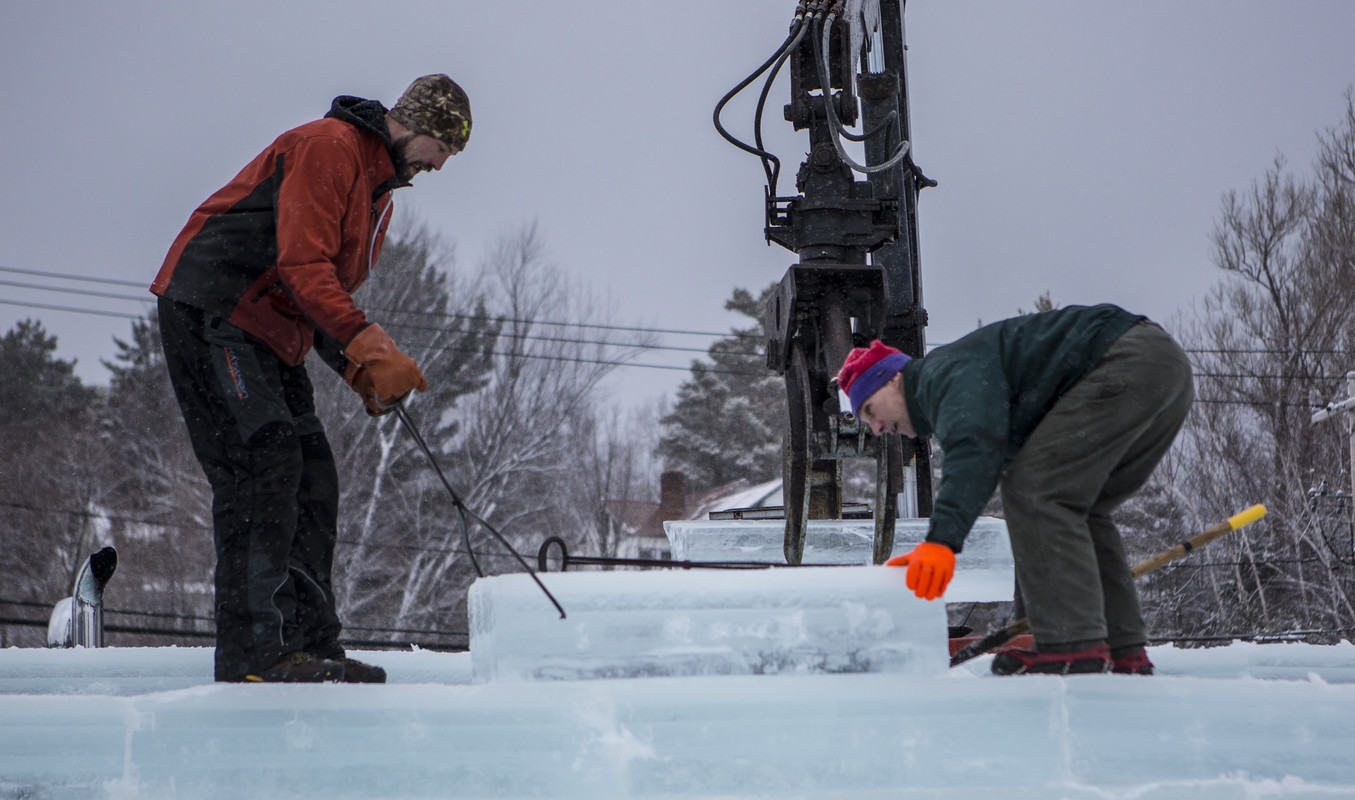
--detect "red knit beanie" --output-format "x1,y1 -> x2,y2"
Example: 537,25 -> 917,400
836,340 -> 911,417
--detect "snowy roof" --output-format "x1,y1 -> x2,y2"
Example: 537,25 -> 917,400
608,478 -> 777,539
687,477 -> 782,519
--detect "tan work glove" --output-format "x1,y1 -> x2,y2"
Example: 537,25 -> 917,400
343,324 -> 427,415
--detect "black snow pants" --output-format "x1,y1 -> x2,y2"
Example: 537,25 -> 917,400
158,297 -> 345,681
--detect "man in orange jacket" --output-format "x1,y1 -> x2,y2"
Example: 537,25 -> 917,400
152,75 -> 470,683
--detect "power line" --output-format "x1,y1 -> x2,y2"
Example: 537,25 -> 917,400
0,499 -> 548,564
14,263 -> 1353,356
0,597 -> 469,639
0,297 -> 143,321
0,294 -> 742,374
0,264 -> 149,288
375,304 -> 734,339
0,278 -> 151,304
0,280 -> 754,364
1192,371 -> 1355,381
0,499 -> 211,531
382,317 -> 719,356
0,616 -> 467,650
8,265 -> 1355,377
1194,397 -> 1326,409
0,264 -> 737,339
1186,347 -> 1355,355
397,341 -> 729,374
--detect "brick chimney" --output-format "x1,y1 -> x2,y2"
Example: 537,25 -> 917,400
658,469 -> 688,521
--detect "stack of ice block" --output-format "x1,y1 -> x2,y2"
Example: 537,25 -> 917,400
664,516 -> 1015,603
468,565 -> 948,682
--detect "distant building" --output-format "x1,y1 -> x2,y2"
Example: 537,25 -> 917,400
608,470 -> 783,563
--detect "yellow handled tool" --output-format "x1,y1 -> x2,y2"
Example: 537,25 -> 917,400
950,505 -> 1267,668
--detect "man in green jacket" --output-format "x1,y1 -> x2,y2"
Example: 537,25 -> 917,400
836,304 -> 1193,675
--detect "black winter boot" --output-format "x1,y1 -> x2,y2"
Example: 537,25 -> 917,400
242,651 -> 345,683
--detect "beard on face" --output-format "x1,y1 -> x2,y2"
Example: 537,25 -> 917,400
391,134 -> 429,182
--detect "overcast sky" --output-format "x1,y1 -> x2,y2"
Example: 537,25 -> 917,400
4,1 -> 1355,412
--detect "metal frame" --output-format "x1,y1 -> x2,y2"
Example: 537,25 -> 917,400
756,0 -> 934,563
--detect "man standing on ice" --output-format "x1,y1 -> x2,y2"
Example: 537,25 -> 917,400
836,304 -> 1193,675
151,75 -> 471,683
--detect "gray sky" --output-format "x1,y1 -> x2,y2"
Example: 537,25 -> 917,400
4,1 -> 1355,412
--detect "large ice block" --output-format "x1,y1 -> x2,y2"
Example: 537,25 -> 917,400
664,517 -> 1015,603
469,566 -> 948,683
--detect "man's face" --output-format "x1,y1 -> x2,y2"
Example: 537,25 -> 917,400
857,373 -> 914,437
393,133 -> 457,182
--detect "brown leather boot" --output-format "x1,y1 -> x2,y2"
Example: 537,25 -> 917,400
337,656 -> 387,684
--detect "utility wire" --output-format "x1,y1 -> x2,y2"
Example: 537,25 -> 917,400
10,294 -> 1355,386
0,297 -> 143,321
2,495 -> 1345,569
0,597 -> 468,641
382,317 -> 717,356
0,264 -> 736,338
0,597 -> 466,639
8,265 -> 1355,357
0,264 -> 148,288
0,277 -> 751,364
0,294 -> 743,374
0,499 -> 545,564
0,278 -> 151,304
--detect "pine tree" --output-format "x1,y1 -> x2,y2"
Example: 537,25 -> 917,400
95,311 -> 216,643
657,285 -> 786,491
0,320 -> 101,644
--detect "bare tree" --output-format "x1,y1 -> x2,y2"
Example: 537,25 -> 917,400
446,223 -> 655,587
1136,91 -> 1355,643
320,220 -> 655,645
313,218 -> 498,646
552,399 -> 662,564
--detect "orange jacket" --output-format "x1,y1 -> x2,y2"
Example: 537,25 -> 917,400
152,96 -> 404,367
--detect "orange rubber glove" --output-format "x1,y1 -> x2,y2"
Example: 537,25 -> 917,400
886,542 -> 956,600
343,324 -> 427,413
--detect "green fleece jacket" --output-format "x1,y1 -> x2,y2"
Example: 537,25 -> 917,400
901,303 -> 1143,553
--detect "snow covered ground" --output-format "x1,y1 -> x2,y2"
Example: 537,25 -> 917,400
5,592 -> 1355,797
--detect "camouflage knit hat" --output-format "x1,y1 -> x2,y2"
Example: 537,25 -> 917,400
389,74 -> 472,152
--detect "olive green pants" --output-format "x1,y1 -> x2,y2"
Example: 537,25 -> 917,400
1000,321 -> 1194,651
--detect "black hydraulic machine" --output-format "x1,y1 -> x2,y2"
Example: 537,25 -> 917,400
714,0 -> 935,564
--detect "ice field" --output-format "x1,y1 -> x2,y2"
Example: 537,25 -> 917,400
4,519 -> 1355,798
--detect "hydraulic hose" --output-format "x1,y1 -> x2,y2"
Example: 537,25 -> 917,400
812,12 -> 911,175
713,16 -> 807,189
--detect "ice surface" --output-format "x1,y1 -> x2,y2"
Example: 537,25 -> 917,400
3,644 -> 1355,798
6,516 -> 1355,799
469,566 -> 949,682
665,517 -> 1015,603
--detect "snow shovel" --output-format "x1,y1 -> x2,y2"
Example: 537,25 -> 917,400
948,504 -> 1267,668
